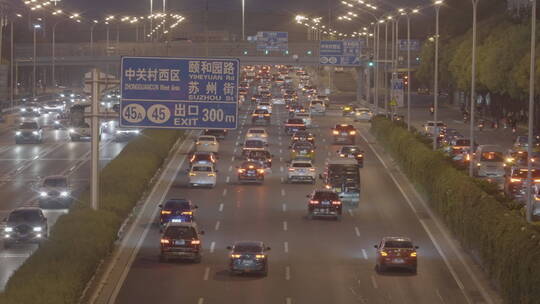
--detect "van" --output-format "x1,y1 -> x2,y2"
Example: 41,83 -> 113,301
473,145 -> 505,177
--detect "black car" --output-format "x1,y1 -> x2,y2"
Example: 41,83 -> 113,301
227,241 -> 271,276
203,129 -> 228,140
158,199 -> 198,231
251,109 -> 271,125
3,207 -> 48,248
337,146 -> 364,167
332,124 -> 356,144
247,150 -> 273,168
306,190 -> 342,220
159,222 -> 203,263
284,118 -> 306,135
237,161 -> 265,184
15,121 -> 43,144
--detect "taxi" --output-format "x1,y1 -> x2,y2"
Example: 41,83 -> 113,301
290,141 -> 315,161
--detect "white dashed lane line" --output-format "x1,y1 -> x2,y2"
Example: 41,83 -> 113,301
283,221 -> 288,231
210,241 -> 215,253
225,176 -> 230,183
362,249 -> 368,260
214,221 -> 221,231
371,275 -> 378,289
203,267 -> 210,281
285,266 -> 291,280
282,203 -> 287,212
355,227 -> 361,237
218,203 -> 224,212
198,297 -> 204,304
284,241 -> 289,253
222,189 -> 228,197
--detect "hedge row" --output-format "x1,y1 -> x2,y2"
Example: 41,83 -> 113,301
370,117 -> 540,303
0,129 -> 184,304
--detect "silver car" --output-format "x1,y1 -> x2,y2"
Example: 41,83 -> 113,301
188,164 -> 217,188
473,145 -> 505,178
38,175 -> 71,209
287,160 -> 316,183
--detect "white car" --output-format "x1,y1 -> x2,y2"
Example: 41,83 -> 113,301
272,96 -> 286,105
188,164 -> 217,188
354,108 -> 373,121
294,112 -> 312,127
287,159 -> 316,183
309,100 -> 326,115
423,121 -> 446,136
246,128 -> 269,144
257,101 -> 273,114
195,135 -> 219,153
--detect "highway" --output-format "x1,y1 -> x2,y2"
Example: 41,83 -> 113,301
0,112 -> 128,290
111,79 -> 491,304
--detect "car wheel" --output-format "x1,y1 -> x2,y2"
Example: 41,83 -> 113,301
193,255 -> 202,264
411,266 -> 417,274
335,215 -> 342,221
377,264 -> 386,273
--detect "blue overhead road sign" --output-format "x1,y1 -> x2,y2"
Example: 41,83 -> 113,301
120,56 -> 239,129
319,39 -> 363,66
256,31 -> 288,52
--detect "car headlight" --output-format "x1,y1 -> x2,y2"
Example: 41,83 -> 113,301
54,120 -> 60,125
60,191 -> 69,197
21,108 -> 26,112
40,191 -> 48,197
15,131 -> 21,136
4,227 -> 13,232
134,130 -> 140,134
33,227 -> 42,232
68,128 -> 75,133
32,131 -> 38,135
115,130 -> 121,134
60,94 -> 65,97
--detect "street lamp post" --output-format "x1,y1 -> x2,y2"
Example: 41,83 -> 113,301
526,0 -> 537,222
384,19 -> 389,114
32,24 -> 41,98
406,13 -> 411,131
52,20 -> 64,89
469,0 -> 479,177
242,0 -> 245,40
433,1 -> 442,150
375,21 -> 381,112
90,20 -> 98,56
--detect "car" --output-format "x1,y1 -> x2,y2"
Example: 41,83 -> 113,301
251,109 -> 271,125
512,135 -> 540,150
203,129 -> 228,140
190,151 -> 217,167
260,91 -> 272,99
43,100 -> 65,113
38,175 -> 72,209
257,100 -> 273,114
423,121 -> 446,136
237,161 -> 265,184
19,102 -> 42,117
69,122 -> 93,141
332,124 -> 357,144
336,146 -> 364,167
287,159 -> 316,183
15,121 -> 43,144
504,166 -> 540,200
505,150 -> 540,168
227,241 -> 270,276
188,163 -> 217,188
306,189 -> 342,220
342,104 -> 358,117
246,128 -> 269,144
3,207 -> 48,249
159,222 -> 203,263
251,94 -> 262,103
374,237 -> 418,273
354,108 -> 373,121
290,141 -> 315,161
309,99 -> 326,115
242,139 -> 266,157
291,131 -> 315,146
158,199 -> 197,231
294,112 -> 312,127
446,138 -> 474,160
114,127 -> 141,142
284,118 -> 306,135
246,150 -> 273,168
195,135 -> 219,153
473,145 -> 505,178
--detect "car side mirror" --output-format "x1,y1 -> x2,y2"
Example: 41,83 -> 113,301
374,245 -> 378,249
415,246 -> 419,249
306,194 -> 311,198
158,204 -> 162,208
215,170 -> 219,173
226,246 -> 232,250
266,246 -> 271,251
194,205 -> 199,209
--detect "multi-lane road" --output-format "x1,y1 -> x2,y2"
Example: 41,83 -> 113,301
0,113 -> 129,289
105,81 -> 498,304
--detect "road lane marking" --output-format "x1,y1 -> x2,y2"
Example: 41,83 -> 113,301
281,177 -> 284,183
210,241 -> 215,253
362,249 -> 368,260
228,165 -> 233,172
348,209 -> 354,217
279,149 -> 283,154
283,221 -> 288,231
280,166 -> 284,172
285,266 -> 291,280
0,253 -> 30,258
371,276 -> 378,289
436,289 -> 446,303
233,147 -> 237,153
327,151 -> 331,156
215,221 -> 220,231
218,203 -> 224,212
322,138 -> 326,142
355,227 -> 361,237
226,176 -> 230,183
198,298 -> 204,304
230,156 -> 235,162
286,297 -> 292,304
281,189 -> 286,196
222,189 -> 227,197
280,157 -> 283,162
282,203 -> 287,212
203,267 -> 210,281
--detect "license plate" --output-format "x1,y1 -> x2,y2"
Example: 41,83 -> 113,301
348,155 -> 355,158
242,260 -> 254,265
300,151 -> 306,155
393,258 -> 404,263
341,133 -> 347,136
174,240 -> 185,246
322,201 -> 330,205
258,115 -> 263,118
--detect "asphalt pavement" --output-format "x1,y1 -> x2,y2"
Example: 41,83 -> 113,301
107,80 -> 497,304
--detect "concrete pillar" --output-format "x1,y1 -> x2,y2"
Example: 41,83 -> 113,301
356,67 -> 364,103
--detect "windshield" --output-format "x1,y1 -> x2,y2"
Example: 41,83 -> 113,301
455,139 -> 471,146
249,130 -> 265,134
480,152 -> 504,162
19,122 -> 38,129
341,147 -> 360,154
193,166 -> 212,172
292,163 -> 312,168
384,241 -> 413,249
313,191 -> 339,201
198,136 -> 214,142
8,210 -> 41,222
245,140 -> 264,148
163,226 -> 196,239
43,178 -> 67,188
234,244 -> 262,252
163,200 -> 190,210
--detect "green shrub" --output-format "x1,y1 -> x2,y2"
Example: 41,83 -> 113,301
370,117 -> 540,303
0,130 -> 183,304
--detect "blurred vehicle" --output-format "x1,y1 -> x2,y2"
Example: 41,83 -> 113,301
423,121 -> 446,136
190,151 -> 217,167
43,100 -> 65,113
114,127 -> 140,142
20,102 -> 41,117
309,99 -> 326,115
512,135 -> 540,151
251,109 -> 271,125
38,175 -> 71,209
505,167 -> 540,200
246,150 -> 273,168
227,241 -> 270,276
251,94 -> 262,103
342,104 -> 358,117
15,121 -> 43,144
306,189 -> 342,220
320,158 -> 361,204
271,96 -> 285,105
257,100 -> 272,114
291,131 -> 315,146
473,145 -> 505,177
446,138 -> 474,160
374,237 -> 418,273
188,163 -> 217,188
159,222 -> 203,263
203,129 -> 228,140
317,95 -> 330,106
237,161 -> 265,184
158,199 -> 197,231
287,159 -> 316,183
294,112 -> 312,127
290,141 -> 315,161
336,146 -> 364,167
284,118 -> 306,135
505,150 -> 540,168
68,122 -> 93,141
332,124 -> 357,145
195,135 -> 219,153
239,88 -> 248,96
353,108 -> 373,122
246,127 -> 269,144
3,207 -> 48,249
242,139 -> 266,157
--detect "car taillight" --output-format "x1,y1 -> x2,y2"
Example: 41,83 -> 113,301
332,201 -> 341,205
160,239 -> 170,244
309,200 -> 319,204
410,252 -> 417,257
161,210 -> 172,215
231,254 -> 241,258
181,211 -> 193,215
309,168 -> 315,172
511,178 -> 522,183
310,150 -> 314,153
191,240 -> 201,245
255,254 -> 265,259
189,172 -> 197,176
208,173 -> 216,177
349,131 -> 356,135
238,169 -> 245,173
380,251 -> 388,257
190,155 -> 196,162
332,130 -> 339,135
288,168 -> 295,171
292,149 -> 296,152
257,169 -> 265,174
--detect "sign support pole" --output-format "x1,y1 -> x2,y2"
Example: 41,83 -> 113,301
91,68 -> 100,211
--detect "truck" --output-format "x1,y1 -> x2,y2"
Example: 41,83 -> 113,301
320,158 -> 360,205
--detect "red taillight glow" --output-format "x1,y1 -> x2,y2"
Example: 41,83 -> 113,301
332,201 -> 341,205
181,211 -> 193,215
309,200 -> 319,204
161,210 -> 172,215
160,239 -> 170,244
191,240 -> 201,245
